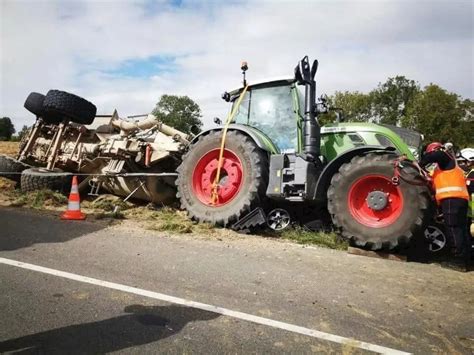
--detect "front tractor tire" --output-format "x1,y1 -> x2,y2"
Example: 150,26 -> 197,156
328,153 -> 431,250
176,131 -> 268,226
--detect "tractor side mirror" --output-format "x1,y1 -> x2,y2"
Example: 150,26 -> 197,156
189,124 -> 201,135
311,59 -> 318,79
294,64 -> 303,84
221,92 -> 231,102
295,56 -> 318,84
295,56 -> 311,84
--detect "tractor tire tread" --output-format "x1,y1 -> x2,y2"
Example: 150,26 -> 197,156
43,90 -> 97,125
328,153 -> 432,251
176,130 -> 268,226
0,155 -> 31,182
21,168 -> 72,194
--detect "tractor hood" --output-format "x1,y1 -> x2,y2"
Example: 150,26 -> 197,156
321,122 -> 417,160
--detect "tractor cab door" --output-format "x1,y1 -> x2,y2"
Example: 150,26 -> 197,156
232,83 -> 299,153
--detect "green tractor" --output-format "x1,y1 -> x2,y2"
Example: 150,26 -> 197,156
176,56 -> 432,250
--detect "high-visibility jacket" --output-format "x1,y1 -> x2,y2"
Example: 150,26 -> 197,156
432,166 -> 469,203
467,169 -> 473,218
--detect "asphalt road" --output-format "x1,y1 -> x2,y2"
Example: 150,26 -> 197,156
0,207 -> 473,354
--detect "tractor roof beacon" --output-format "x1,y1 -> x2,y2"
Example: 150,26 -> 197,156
176,56 -> 432,251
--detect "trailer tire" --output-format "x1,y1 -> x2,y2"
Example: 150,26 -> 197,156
21,168 -> 72,194
176,131 -> 268,226
43,90 -> 97,125
0,155 -> 31,182
24,92 -> 62,124
328,153 -> 432,250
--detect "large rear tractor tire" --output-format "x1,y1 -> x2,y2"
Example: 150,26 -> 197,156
327,153 -> 432,250
21,168 -> 72,194
43,90 -> 97,125
0,155 -> 31,182
176,131 -> 268,226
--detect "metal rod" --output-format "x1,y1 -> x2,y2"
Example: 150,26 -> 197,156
123,180 -> 146,203
0,172 -> 178,177
127,114 -> 148,118
44,129 -> 58,158
69,131 -> 83,160
18,119 -> 43,161
46,120 -> 67,170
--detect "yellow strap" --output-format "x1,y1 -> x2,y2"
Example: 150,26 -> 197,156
210,85 -> 249,205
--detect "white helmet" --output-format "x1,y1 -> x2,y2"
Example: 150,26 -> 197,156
459,148 -> 474,161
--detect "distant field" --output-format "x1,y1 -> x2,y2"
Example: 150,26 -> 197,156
0,142 -> 20,157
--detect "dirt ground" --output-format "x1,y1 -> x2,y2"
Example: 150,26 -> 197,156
0,141 -> 19,157
0,142 -> 19,198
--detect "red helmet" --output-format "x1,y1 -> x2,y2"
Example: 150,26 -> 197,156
425,142 -> 443,153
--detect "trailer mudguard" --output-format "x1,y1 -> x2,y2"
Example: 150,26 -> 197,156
189,124 -> 279,154
312,146 -> 397,202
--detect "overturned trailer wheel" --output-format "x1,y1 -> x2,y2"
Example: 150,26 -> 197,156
21,168 -> 72,194
24,92 -> 62,124
0,155 -> 31,183
43,90 -> 97,125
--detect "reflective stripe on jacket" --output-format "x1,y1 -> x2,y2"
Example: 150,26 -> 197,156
432,166 -> 469,202
469,194 -> 473,219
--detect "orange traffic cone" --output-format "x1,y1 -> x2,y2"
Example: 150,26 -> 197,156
61,176 -> 86,220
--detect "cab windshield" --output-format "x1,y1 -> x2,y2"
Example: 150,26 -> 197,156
232,85 -> 298,152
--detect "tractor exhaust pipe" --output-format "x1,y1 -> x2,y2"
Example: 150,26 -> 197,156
295,56 -> 321,163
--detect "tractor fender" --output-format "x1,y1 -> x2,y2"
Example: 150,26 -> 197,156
189,124 -> 279,154
313,146 -> 397,201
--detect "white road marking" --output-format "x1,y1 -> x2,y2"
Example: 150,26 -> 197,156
0,257 -> 410,355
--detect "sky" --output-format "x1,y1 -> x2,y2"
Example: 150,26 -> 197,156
1,0 -> 473,130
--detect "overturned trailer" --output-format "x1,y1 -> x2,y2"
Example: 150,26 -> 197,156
9,90 -> 191,204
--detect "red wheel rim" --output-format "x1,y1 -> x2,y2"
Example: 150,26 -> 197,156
348,174 -> 403,228
192,148 -> 243,206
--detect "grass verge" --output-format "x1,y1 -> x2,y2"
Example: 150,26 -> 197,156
270,227 -> 348,250
0,173 -> 347,249
10,189 -> 68,209
124,206 -> 215,235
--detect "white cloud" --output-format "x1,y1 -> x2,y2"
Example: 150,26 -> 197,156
1,0 -> 472,130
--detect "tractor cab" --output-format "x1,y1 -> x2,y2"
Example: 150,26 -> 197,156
225,79 -> 420,162
227,78 -> 300,153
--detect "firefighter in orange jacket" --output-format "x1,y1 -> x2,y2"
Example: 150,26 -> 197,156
420,142 -> 470,263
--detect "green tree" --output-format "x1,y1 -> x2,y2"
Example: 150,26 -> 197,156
404,84 -> 473,147
371,76 -> 420,125
152,95 -> 202,134
326,91 -> 373,123
18,125 -> 30,140
0,117 -> 15,141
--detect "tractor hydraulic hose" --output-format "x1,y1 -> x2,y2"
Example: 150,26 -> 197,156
392,157 -> 430,187
210,85 -> 249,205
